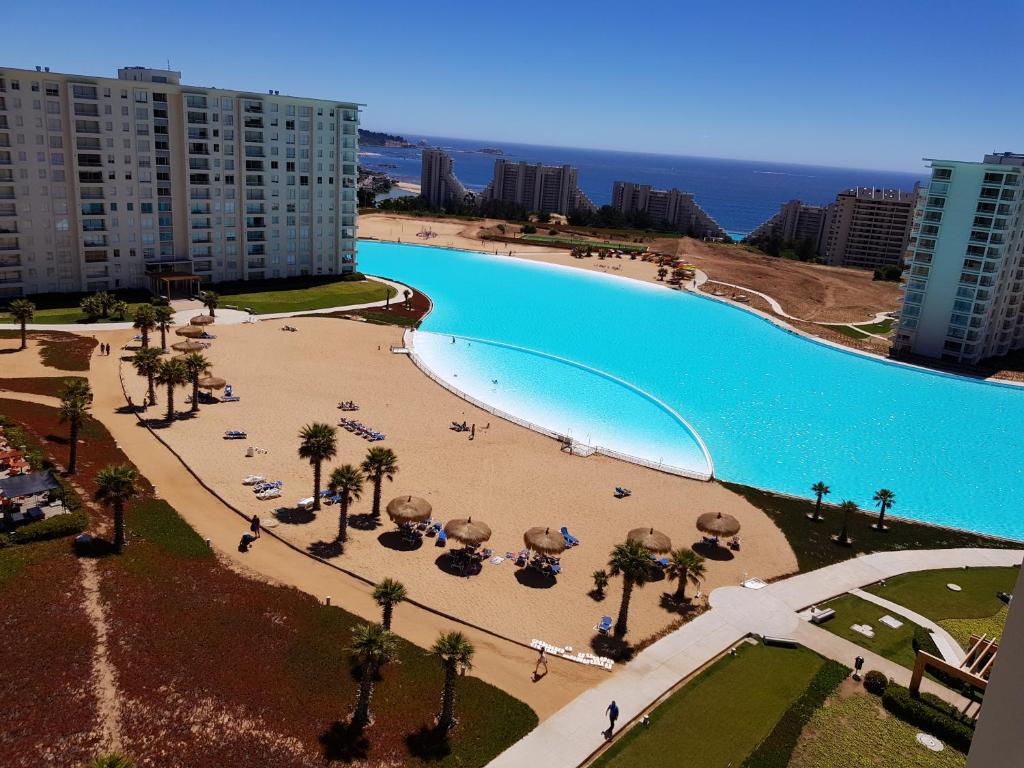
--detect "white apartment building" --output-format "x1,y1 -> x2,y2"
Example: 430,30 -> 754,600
0,65 -> 361,298
893,153 -> 1024,364
481,160 -> 595,217
420,148 -> 474,210
822,187 -> 918,270
610,182 -> 726,239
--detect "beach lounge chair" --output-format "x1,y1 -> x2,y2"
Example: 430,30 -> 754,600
436,529 -> 447,546
729,536 -> 741,551
614,487 -> 632,498
222,384 -> 240,403
560,526 -> 579,547
296,497 -> 315,511
596,616 -> 613,634
242,474 -> 265,485
515,549 -> 529,567
224,430 -> 247,440
650,555 -> 669,569
256,488 -> 281,500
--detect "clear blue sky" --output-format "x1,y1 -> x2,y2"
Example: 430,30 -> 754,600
4,0 -> 1021,172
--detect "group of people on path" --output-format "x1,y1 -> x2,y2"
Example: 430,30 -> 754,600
97,342 -> 113,355
239,514 -> 261,551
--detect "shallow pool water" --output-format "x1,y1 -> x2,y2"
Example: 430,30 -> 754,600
359,240 -> 1024,540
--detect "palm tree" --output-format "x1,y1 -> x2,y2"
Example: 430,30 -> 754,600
153,303 -> 174,351
360,446 -> 399,518
298,423 -> 337,510
373,578 -> 408,630
132,304 -> 156,349
656,267 -> 668,281
835,500 -> 857,546
58,378 -> 92,475
155,357 -> 189,422
432,631 -> 475,733
131,347 -> 162,407
873,488 -> 895,531
349,623 -> 398,728
666,548 -> 706,601
182,352 -> 210,413
110,300 -> 129,320
95,463 -> 139,554
200,290 -> 219,317
592,569 -> 609,596
87,755 -> 136,768
403,288 -> 412,308
810,481 -> 831,522
8,298 -> 35,350
328,464 -> 363,543
608,539 -> 653,637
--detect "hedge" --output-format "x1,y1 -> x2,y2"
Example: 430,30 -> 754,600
912,625 -> 940,656
10,510 -> 88,544
863,670 -> 888,696
741,659 -> 850,768
881,683 -> 974,753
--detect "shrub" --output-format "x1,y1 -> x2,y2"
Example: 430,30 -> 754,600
10,510 -> 88,544
0,532 -> 10,548
912,625 -> 939,655
881,683 -> 974,753
520,224 -> 537,234
863,670 -> 888,695
340,271 -> 367,282
742,660 -> 849,767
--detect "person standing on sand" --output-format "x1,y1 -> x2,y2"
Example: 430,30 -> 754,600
605,700 -> 619,739
250,514 -> 261,539
534,648 -> 547,678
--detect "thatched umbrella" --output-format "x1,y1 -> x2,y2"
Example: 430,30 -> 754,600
190,314 -> 215,326
523,526 -> 565,556
171,340 -> 205,353
198,375 -> 227,390
386,495 -> 432,525
697,512 -> 741,538
175,326 -> 205,338
627,527 -> 673,553
444,517 -> 491,546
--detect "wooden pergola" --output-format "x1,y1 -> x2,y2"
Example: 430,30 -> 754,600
910,632 -> 999,718
148,273 -> 201,300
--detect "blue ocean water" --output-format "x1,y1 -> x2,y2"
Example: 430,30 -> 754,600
360,135 -> 927,235
359,241 -> 1024,540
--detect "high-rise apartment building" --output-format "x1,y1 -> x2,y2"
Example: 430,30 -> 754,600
748,199 -> 827,251
0,65 -> 360,298
420,148 -> 474,210
481,159 -> 595,216
893,153 -> 1024,365
610,182 -> 726,238
822,187 -> 918,269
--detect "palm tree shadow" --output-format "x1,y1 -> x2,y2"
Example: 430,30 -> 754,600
318,720 -> 370,763
590,633 -> 634,662
73,536 -> 116,559
588,589 -> 607,602
274,507 -> 316,525
405,724 -> 452,761
308,539 -> 343,558
659,592 -> 698,616
349,513 -> 382,531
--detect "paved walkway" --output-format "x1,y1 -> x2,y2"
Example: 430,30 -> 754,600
851,588 -> 965,664
486,547 -> 1022,768
0,276 -> 409,332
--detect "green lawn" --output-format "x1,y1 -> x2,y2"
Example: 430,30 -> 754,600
820,594 -> 920,669
216,278 -> 395,314
790,691 -> 966,768
0,303 -> 148,325
519,234 -> 648,252
855,318 -> 896,335
866,567 -> 1018,646
823,324 -> 869,340
591,642 -> 824,768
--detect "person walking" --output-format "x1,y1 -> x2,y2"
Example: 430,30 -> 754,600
605,700 -> 619,739
250,514 -> 261,539
533,647 -> 548,679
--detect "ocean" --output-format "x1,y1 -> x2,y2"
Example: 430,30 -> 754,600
360,134 -> 927,238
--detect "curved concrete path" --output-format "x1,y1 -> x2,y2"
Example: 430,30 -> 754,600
850,587 -> 965,664
487,547 -> 1022,768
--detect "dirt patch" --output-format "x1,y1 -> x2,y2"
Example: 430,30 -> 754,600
0,376 -> 88,398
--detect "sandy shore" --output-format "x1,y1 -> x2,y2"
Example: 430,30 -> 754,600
121,317 -> 797,652
396,181 -> 421,194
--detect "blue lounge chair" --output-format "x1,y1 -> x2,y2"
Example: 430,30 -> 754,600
549,563 -> 561,576
597,615 -> 613,634
650,556 -> 669,569
436,529 -> 447,546
560,526 -> 579,547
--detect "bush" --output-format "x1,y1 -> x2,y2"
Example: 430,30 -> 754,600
10,510 -> 88,544
520,224 -> 537,235
881,683 -> 974,753
912,625 -> 939,655
742,660 -> 849,767
0,532 -> 10,548
863,670 -> 888,695
340,271 -> 366,282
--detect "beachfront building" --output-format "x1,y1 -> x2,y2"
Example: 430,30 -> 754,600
747,199 -> 827,252
420,148 -> 474,211
892,153 -> 1024,365
610,182 -> 726,239
821,187 -> 918,270
480,159 -> 596,217
0,64 -> 360,297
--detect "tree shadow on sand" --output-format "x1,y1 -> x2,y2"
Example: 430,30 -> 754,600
405,724 -> 452,761
692,542 -> 735,561
308,539 -> 343,558
588,589 -> 607,602
377,530 -> 422,551
590,633 -> 634,662
659,592 -> 700,616
348,513 -> 383,532
274,507 -> 316,525
318,720 -> 370,763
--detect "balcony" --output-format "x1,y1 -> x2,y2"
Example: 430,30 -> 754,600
190,203 -> 211,214
190,217 -> 211,229
0,240 -> 19,251
0,256 -> 21,268
247,259 -> 267,269
80,188 -> 104,200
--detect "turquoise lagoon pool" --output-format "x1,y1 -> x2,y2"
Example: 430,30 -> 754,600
359,240 -> 1024,540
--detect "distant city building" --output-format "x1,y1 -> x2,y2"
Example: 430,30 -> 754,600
420,148 -> 474,210
610,182 -> 726,239
822,187 -> 918,270
0,64 -> 360,297
481,159 -> 595,216
893,152 -> 1024,365
748,199 -> 828,252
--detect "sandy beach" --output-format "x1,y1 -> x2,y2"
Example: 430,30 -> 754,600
121,317 -> 798,652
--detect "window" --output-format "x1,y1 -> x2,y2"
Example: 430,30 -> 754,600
933,168 -> 952,180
